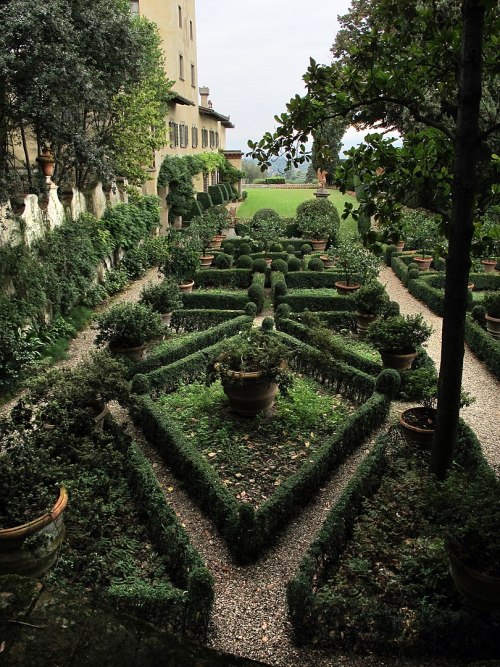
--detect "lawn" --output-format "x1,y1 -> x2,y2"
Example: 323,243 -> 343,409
238,187 -> 358,238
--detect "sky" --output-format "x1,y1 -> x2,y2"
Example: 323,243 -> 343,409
195,0 -> 369,159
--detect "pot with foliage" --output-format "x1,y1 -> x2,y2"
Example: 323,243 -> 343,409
334,238 -> 381,294
250,209 -> 286,262
295,198 -> 340,250
472,214 -> 500,273
95,302 -> 164,361
352,281 -> 389,335
160,232 -> 200,291
189,213 -> 218,264
366,313 -> 432,370
209,327 -> 293,417
483,291 -> 500,339
139,278 -> 183,326
405,210 -> 440,270
441,471 -> 500,611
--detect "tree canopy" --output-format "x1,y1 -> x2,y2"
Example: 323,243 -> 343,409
0,0 -> 173,201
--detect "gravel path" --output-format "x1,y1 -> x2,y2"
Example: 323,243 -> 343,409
379,266 -> 500,473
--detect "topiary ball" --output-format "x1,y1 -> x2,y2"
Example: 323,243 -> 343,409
471,304 -> 486,325
271,258 -> 288,274
236,254 -> 254,269
384,301 -> 401,318
248,283 -> 265,313
223,242 -> 235,256
261,317 -> 275,332
375,369 -> 401,398
238,242 -> 252,256
131,373 -> 151,395
407,268 -> 420,281
253,258 -> 268,273
245,301 -> 258,317
251,241 -> 264,253
214,253 -> 232,269
408,262 -> 419,271
308,257 -> 325,272
275,303 -> 291,320
287,256 -> 302,272
285,244 -> 296,254
301,243 -> 313,256
274,281 -> 288,297
270,242 -> 283,252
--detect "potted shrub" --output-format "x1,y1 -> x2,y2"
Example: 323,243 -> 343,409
140,278 -> 183,326
334,239 -> 381,294
251,209 -> 286,265
95,302 -> 164,361
441,472 -> 500,611
483,291 -> 500,339
406,211 -> 440,270
161,232 -> 200,292
472,214 -> 500,273
204,205 -> 232,246
366,313 -> 433,370
295,198 -> 340,250
352,281 -> 389,335
209,327 -> 293,416
189,213 -> 218,265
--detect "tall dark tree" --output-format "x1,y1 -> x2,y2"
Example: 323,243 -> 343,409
249,0 -> 500,478
310,118 -> 347,185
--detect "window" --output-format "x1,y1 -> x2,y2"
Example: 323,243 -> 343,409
190,20 -> 193,39
211,171 -> 217,186
201,128 -> 208,148
192,126 -> 198,148
130,1 -> 139,16
179,124 -> 188,148
179,54 -> 184,80
191,63 -> 195,87
209,130 -> 215,149
215,132 -> 219,148
178,5 -> 182,27
169,121 -> 179,147
203,173 -> 208,192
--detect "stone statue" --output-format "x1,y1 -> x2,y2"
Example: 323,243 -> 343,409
317,168 -> 328,189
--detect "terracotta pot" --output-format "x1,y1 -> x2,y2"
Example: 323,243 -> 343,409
481,259 -> 497,273
310,239 -> 328,251
485,313 -> 500,339
208,235 -> 224,249
199,254 -> 214,267
335,280 -> 361,295
414,256 -> 433,271
380,350 -> 417,370
179,280 -> 194,293
468,282 -> 475,291
0,487 -> 68,577
220,369 -> 279,417
161,312 -> 173,327
109,342 -> 146,362
399,407 -> 436,447
36,151 -> 55,178
355,311 -> 378,336
320,255 -> 335,268
396,241 -> 405,252
448,549 -> 500,612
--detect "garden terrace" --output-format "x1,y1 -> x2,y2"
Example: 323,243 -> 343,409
287,425 -> 499,659
130,327 -> 399,563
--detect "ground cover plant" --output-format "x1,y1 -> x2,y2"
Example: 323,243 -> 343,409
156,377 -> 356,507
237,189 -> 357,237
288,426 -> 500,659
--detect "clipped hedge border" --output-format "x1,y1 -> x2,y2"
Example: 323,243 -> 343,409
194,268 -> 253,289
134,315 -> 250,375
289,310 -> 356,331
181,290 -> 249,311
286,421 -> 495,653
464,314 -> 500,379
170,309 -> 246,333
105,434 -> 213,637
131,332 -> 397,562
276,288 -> 357,313
285,271 -> 359,289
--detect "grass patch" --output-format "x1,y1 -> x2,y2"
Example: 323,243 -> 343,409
157,377 -> 355,507
238,188 -> 358,238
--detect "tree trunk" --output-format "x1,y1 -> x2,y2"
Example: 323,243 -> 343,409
430,0 -> 485,479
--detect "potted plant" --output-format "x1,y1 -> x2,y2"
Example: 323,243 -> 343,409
251,209 -> 286,265
36,147 -> 56,179
189,214 -> 218,265
352,281 -> 389,335
140,278 -> 183,326
161,232 -> 200,292
441,471 -> 500,611
472,215 -> 500,273
483,291 -> 500,338
204,205 -> 232,246
366,313 -> 433,370
295,198 -> 340,250
334,239 -> 380,294
94,302 -> 164,361
406,211 -> 440,270
209,327 -> 293,416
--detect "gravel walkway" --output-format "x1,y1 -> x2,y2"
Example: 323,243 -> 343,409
379,266 -> 500,473
3,262 -> 498,666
